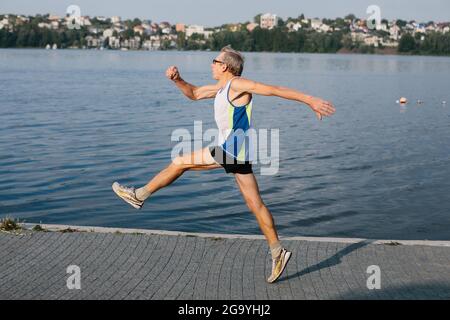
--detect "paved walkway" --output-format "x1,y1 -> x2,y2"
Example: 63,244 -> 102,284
1,224 -> 449,300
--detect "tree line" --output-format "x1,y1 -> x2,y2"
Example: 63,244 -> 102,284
0,24 -> 89,48
398,32 -> 450,55
2,21 -> 450,56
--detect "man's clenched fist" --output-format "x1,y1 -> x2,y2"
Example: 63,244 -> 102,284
166,66 -> 181,81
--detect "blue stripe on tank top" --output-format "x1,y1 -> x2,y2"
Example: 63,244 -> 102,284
222,106 -> 250,158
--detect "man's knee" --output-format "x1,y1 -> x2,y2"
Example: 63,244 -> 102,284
172,156 -> 190,171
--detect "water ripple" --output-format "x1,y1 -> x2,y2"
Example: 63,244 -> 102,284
1,49 -> 450,240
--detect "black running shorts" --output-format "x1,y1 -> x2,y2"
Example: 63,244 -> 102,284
209,146 -> 253,175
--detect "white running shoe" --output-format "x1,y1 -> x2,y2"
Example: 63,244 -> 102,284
112,182 -> 144,210
267,248 -> 292,283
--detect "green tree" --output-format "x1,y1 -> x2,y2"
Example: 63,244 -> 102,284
132,18 -> 142,27
16,29 -> 28,47
398,33 -> 416,52
342,34 -> 354,50
176,31 -> 186,49
124,28 -> 135,39
190,33 -> 205,41
396,20 -> 407,28
345,14 -> 356,21
254,14 -> 262,24
27,29 -> 38,47
334,18 -> 347,29
272,28 -> 286,51
0,30 -> 5,47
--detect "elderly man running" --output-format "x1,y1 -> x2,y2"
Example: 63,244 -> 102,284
113,46 -> 335,283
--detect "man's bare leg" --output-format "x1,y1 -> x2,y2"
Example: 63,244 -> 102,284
137,147 -> 220,197
112,147 -> 220,208
234,173 -> 292,283
234,173 -> 279,246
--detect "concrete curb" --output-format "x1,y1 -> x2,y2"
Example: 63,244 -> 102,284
21,223 -> 450,247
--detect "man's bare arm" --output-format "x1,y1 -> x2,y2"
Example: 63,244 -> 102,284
166,66 -> 220,101
231,78 -> 336,120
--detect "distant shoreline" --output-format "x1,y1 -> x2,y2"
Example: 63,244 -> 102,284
2,47 -> 450,58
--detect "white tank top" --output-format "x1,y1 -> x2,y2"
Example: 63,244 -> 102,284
214,77 -> 254,161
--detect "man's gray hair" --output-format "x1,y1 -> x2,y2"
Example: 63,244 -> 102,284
221,45 -> 244,76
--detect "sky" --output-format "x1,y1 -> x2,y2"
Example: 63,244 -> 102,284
1,0 -> 449,27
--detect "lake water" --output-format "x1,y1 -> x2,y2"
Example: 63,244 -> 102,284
1,49 -> 449,240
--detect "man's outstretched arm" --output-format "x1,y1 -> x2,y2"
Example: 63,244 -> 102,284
231,78 -> 336,120
166,66 -> 220,101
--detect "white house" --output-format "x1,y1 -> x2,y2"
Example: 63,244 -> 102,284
260,13 -> 278,30
286,21 -> 302,32
161,27 -> 172,35
16,15 -> 29,24
311,19 -> 322,30
103,28 -> 114,38
319,24 -> 331,33
143,39 -> 158,50
381,39 -> 399,48
109,36 -> 121,49
186,25 -> 204,37
390,25 -> 401,40
38,22 -> 52,29
88,27 -> 100,34
427,24 -> 436,33
122,36 -> 141,50
51,21 -> 59,30
377,23 -> 388,32
0,18 -> 10,30
207,31 -> 215,38
364,35 -> 380,47
80,16 -> 91,26
111,16 -> 121,24
85,36 -> 105,48
148,35 -> 163,49
405,23 -> 415,31
351,31 -> 366,42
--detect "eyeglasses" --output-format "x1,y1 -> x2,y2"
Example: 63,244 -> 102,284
212,59 -> 225,65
